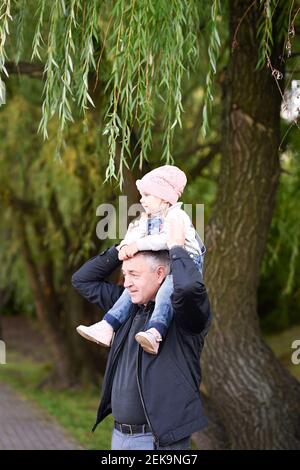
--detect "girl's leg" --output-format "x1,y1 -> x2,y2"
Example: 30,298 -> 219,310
103,288 -> 132,330
76,289 -> 132,347
147,274 -> 174,337
135,275 -> 173,354
190,253 -> 204,274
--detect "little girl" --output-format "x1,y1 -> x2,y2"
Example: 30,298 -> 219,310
76,165 -> 205,354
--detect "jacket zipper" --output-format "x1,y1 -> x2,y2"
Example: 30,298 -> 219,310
136,309 -> 160,449
95,315 -> 134,426
96,305 -> 160,448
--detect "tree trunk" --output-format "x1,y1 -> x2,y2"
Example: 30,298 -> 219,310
0,288 -> 11,340
62,281 -> 109,383
197,0 -> 300,449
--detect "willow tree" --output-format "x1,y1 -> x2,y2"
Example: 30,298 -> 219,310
1,0 -> 300,448
0,92 -> 117,386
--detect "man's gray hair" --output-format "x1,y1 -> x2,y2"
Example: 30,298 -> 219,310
137,250 -> 170,273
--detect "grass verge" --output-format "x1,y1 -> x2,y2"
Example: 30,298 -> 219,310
0,351 -> 113,450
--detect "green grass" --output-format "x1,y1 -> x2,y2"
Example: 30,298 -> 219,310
0,351 -> 113,450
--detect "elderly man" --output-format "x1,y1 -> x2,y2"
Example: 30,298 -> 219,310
71,219 -> 211,450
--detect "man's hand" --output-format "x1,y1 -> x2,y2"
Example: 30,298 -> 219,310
165,216 -> 185,249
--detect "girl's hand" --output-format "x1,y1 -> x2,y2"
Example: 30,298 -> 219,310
118,246 -> 129,260
118,242 -> 139,260
125,242 -> 139,257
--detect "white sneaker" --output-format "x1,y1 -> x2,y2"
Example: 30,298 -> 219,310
76,320 -> 114,347
135,327 -> 162,355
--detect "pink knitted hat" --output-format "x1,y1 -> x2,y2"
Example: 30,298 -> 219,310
136,165 -> 187,205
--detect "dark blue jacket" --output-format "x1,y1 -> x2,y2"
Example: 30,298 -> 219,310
71,245 -> 212,447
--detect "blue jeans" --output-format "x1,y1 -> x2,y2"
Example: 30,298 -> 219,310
111,429 -> 191,450
104,254 -> 204,337
104,288 -> 133,330
148,253 -> 203,336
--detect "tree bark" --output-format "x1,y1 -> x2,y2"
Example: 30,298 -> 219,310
197,0 -> 300,449
0,289 -> 12,340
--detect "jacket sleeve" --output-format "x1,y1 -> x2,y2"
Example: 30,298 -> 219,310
136,233 -> 168,251
170,246 -> 212,335
71,246 -> 124,312
119,216 -> 148,248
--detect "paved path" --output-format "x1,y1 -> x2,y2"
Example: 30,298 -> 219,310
0,382 -> 83,450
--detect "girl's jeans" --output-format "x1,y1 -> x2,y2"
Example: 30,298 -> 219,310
104,253 -> 204,337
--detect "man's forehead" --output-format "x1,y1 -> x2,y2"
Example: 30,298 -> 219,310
122,257 -> 149,273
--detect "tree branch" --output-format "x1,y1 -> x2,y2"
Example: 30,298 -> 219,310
2,188 -> 38,213
193,151 -> 218,175
5,61 -> 44,79
49,191 -> 71,254
174,141 -> 220,161
5,62 -> 100,84
287,52 -> 300,59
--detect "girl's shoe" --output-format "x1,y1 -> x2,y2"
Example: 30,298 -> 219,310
76,320 -> 114,347
135,328 -> 162,355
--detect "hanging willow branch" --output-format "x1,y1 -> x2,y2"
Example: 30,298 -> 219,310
102,0 -> 202,187
1,0 -> 207,187
0,0 -> 297,187
257,0 -> 293,69
1,0 -> 216,185
256,0 -> 276,69
201,0 -> 221,138
0,0 -> 12,105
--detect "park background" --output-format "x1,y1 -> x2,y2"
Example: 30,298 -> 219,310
0,0 -> 300,450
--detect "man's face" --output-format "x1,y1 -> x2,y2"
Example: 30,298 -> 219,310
122,254 -> 167,305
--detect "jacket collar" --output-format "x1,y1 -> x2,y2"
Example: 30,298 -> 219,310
166,202 -> 182,214
141,300 -> 155,311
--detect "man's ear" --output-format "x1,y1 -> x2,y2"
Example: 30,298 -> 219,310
156,265 -> 167,285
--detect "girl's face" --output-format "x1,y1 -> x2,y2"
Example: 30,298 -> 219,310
139,191 -> 168,215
